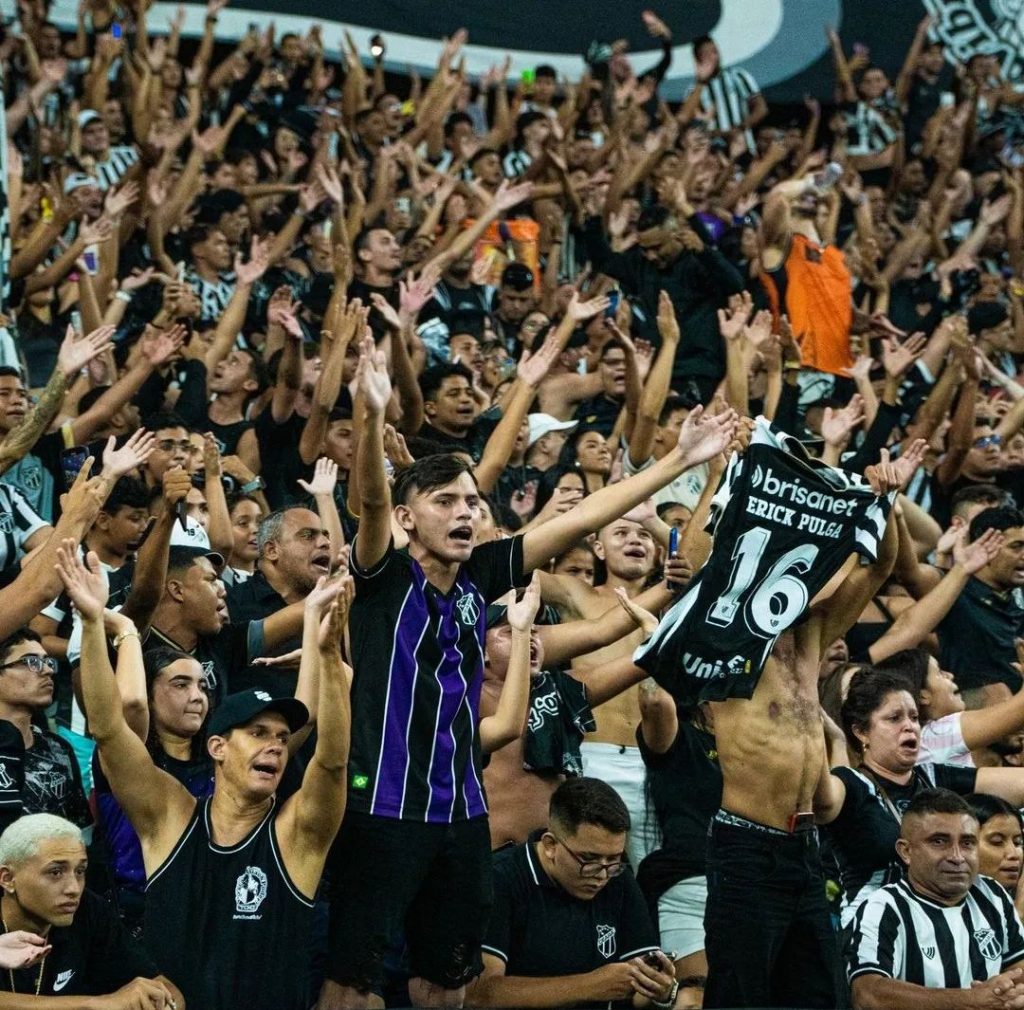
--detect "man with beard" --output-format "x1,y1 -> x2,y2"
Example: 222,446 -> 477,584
539,514 -> 666,870
490,263 -> 538,350
227,507 -> 333,696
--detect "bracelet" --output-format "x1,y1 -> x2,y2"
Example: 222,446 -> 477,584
240,477 -> 264,494
112,629 -> 140,649
651,981 -> 679,1009
115,290 -> 133,303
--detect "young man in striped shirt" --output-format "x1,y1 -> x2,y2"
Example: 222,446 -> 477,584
848,789 -> 1024,1009
692,35 -> 767,155
318,337 -> 735,1010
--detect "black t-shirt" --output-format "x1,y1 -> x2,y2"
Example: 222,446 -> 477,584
226,572 -> 297,698
253,410 -> 312,510
573,394 -> 623,439
482,835 -> 658,1008
418,407 -> 502,464
938,576 -> 1024,692
636,720 -> 721,892
827,763 -> 976,920
23,728 -> 91,827
348,278 -> 399,343
521,670 -> 594,776
3,889 -> 160,998
347,534 -> 525,822
175,358 -> 253,456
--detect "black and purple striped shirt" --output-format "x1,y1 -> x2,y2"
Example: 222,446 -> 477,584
348,535 -> 525,822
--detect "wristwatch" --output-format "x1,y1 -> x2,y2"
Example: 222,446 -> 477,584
240,476 -> 265,494
651,980 -> 679,1009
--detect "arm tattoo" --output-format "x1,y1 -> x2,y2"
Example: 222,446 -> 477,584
0,367 -> 68,476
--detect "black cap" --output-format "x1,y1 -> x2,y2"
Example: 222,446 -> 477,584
501,262 -> 534,291
206,689 -> 309,738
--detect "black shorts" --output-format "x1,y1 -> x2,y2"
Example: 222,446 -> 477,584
326,811 -> 492,992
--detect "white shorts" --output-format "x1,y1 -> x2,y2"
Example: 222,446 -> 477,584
657,876 -> 708,960
579,742 -> 658,871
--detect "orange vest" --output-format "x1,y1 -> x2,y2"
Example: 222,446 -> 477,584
760,233 -> 853,377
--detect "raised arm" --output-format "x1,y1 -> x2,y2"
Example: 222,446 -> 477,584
521,406 -> 737,571
55,543 -> 194,846
628,292 -> 679,466
279,578 -> 353,896
353,335 -> 393,571
298,459 -> 346,568
479,573 -> 540,754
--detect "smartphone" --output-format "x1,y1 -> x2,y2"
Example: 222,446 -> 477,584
605,290 -> 620,319
82,245 -> 99,275
61,445 -> 89,490
394,196 -> 412,214
111,22 -> 122,39
521,68 -> 535,87
70,309 -> 82,335
643,952 -> 663,969
667,526 -> 681,590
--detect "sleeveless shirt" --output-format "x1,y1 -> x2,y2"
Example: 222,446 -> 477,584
143,796 -> 314,1010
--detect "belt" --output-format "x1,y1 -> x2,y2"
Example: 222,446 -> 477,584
714,809 -> 817,836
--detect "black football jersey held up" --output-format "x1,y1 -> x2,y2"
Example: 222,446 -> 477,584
634,419 -> 891,704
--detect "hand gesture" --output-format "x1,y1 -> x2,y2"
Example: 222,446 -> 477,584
314,162 -> 343,205
399,263 -> 441,319
821,395 -> 865,448
516,330 -> 561,386
492,179 -> 534,213
162,466 -> 192,510
846,354 -> 874,383
954,527 -> 1004,575
640,9 -> 671,39
57,324 -> 115,378
656,290 -> 679,343
101,430 -> 155,479
383,424 -> 414,472
717,291 -> 753,342
141,323 -> 186,367
298,457 -> 339,497
614,587 -> 659,637
305,573 -> 343,615
234,236 -> 270,285
675,405 -> 739,469
120,266 -> 157,293
981,193 -> 1012,226
623,499 -> 655,525
506,571 -> 542,632
356,334 -> 391,413
0,932 -> 51,971
744,309 -> 775,352
881,334 -> 926,379
55,542 -> 109,622
103,180 -> 139,219
509,482 -> 538,519
78,216 -> 113,246
320,577 -> 356,651
370,292 -> 402,332
566,291 -> 610,323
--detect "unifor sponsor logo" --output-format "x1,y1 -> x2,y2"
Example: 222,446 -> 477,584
681,652 -> 751,681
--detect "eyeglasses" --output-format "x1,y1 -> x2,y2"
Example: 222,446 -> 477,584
550,834 -> 626,878
0,656 -> 58,676
156,439 -> 194,454
974,434 -> 1002,450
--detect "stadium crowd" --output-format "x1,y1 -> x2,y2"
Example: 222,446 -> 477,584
3,1 -> 1024,1008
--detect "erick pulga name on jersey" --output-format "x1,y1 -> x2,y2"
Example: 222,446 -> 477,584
682,462 -> 862,683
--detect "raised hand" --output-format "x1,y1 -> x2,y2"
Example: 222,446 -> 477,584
656,290 -> 679,343
821,395 -> 865,448
516,329 -> 562,386
356,334 -> 392,413
101,430 -> 155,479
369,292 -> 401,331
506,571 -> 542,632
383,424 -> 414,471
493,179 -> 535,212
675,406 -> 739,469
614,587 -> 659,637
891,438 -> 928,490
78,216 -> 113,246
234,236 -> 270,285
103,180 -> 140,219
566,291 -> 610,323
57,324 -> 115,377
399,263 -> 442,319
881,334 -> 926,379
717,291 -> 753,342
141,324 -> 186,367
298,457 -> 339,497
955,528 -> 1004,575
744,309 -> 775,353
55,542 -> 109,622
320,576 -> 356,650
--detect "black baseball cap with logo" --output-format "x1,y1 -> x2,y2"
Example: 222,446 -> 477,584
206,689 -> 309,738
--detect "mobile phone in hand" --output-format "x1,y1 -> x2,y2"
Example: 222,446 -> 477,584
61,445 -> 89,490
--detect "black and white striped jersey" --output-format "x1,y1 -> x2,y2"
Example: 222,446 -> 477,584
699,67 -> 761,152
848,876 -> 1024,989
90,145 -> 140,190
634,418 -> 891,704
0,483 -> 49,578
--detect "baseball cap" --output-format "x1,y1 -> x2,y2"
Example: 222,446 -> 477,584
78,109 -> 103,129
63,172 -> 100,194
528,413 -> 578,447
501,262 -> 534,291
169,516 -> 225,568
206,688 -> 309,738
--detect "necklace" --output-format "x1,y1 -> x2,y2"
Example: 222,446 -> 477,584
2,916 -> 49,995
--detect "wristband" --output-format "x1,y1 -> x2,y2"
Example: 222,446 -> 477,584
115,290 -> 133,303
651,981 -> 679,1009
240,477 -> 264,494
112,629 -> 140,649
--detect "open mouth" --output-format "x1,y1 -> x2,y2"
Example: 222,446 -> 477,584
449,526 -> 473,544
623,547 -> 647,560
311,553 -> 331,573
252,761 -> 278,779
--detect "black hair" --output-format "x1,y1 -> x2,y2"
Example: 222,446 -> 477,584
637,204 -> 670,232
549,776 -> 630,835
419,362 -> 473,403
77,385 -> 111,415
967,793 -> 1023,832
873,650 -> 931,710
239,348 -> 271,397
691,34 -> 714,56
0,629 -> 41,666
902,788 -> 975,824
969,506 -> 1024,544
599,339 -> 627,360
143,647 -> 209,762
557,426 -> 607,471
951,484 -> 1008,517
184,223 -> 223,253
402,435 -> 450,461
0,366 -> 23,382
443,111 -> 474,138
392,454 -> 477,506
840,668 -> 917,754
101,475 -> 150,514
141,410 -> 189,434
535,463 -> 588,515
535,64 -> 557,80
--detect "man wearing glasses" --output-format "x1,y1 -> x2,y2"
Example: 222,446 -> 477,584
0,631 -> 90,834
467,777 -> 676,1009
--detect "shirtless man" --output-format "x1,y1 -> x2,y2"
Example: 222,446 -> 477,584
539,510 -> 667,867
691,452 -> 911,1009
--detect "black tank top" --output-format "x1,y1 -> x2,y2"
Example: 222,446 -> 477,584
207,417 -> 251,457
143,796 -> 314,1010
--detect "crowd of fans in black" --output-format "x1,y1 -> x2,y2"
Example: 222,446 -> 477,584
3,2 -> 1024,1008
